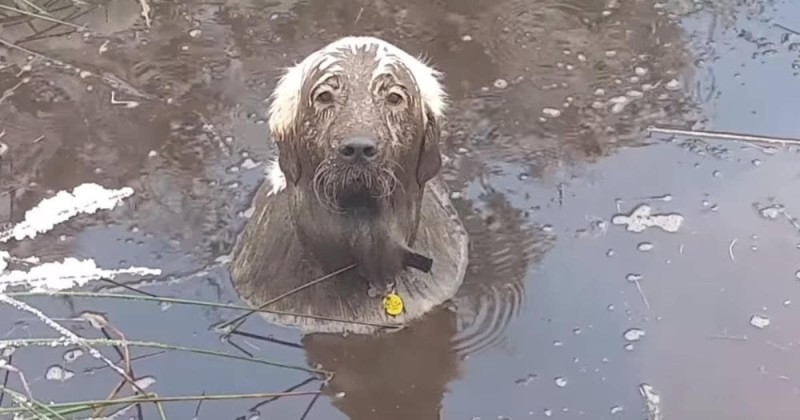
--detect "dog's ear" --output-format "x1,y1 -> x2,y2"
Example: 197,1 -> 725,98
416,110 -> 443,186
275,136 -> 300,185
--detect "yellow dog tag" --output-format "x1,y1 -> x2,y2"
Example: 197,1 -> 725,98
383,292 -> 404,316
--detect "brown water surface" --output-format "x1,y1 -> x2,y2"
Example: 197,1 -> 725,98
2,0 -> 800,418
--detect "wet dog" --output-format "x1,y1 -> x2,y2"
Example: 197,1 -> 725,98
231,36 -> 468,333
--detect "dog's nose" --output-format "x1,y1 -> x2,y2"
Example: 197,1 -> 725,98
338,137 -> 378,162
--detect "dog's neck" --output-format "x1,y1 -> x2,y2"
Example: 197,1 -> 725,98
287,182 -> 425,287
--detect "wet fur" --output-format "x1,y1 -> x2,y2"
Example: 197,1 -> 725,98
270,37 -> 445,289
231,36 -> 466,334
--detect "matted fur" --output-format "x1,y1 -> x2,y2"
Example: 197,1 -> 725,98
231,36 -> 468,334
267,36 -> 447,141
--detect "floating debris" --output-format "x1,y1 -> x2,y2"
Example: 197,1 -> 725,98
45,365 -> 74,382
241,158 -> 259,170
611,405 -> 624,414
626,273 -> 643,282
134,376 -> 157,389
665,79 -> 682,91
63,348 -> 84,363
554,377 -> 568,388
542,107 -> 562,118
189,29 -> 202,38
758,204 -> 782,220
623,328 -> 646,342
648,126 -> 800,147
749,314 -> 770,329
627,90 -> 644,98
493,79 -> 509,89
637,242 -> 654,252
110,91 -> 140,108
611,204 -> 683,233
80,311 -> 110,329
515,373 -> 537,385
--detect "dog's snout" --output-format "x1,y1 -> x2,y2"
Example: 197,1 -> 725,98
338,137 -> 378,162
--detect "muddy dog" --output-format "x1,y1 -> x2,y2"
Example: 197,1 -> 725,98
231,36 -> 468,334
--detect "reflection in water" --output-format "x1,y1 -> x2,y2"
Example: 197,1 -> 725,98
449,190 -> 555,356
2,0 -> 766,417
304,309 -> 459,420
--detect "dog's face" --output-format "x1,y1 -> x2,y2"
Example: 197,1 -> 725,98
268,37 -> 446,212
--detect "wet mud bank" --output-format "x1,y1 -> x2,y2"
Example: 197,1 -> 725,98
2,0 -> 800,418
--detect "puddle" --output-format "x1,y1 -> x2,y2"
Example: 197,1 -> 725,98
2,0 -> 800,418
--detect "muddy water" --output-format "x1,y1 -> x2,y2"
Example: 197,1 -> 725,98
1,0 -> 800,418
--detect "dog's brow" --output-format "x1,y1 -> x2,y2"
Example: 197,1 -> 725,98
267,36 -> 447,141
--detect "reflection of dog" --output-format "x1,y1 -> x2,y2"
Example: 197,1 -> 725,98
231,37 -> 468,333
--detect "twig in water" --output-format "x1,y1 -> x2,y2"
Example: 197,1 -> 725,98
0,367 -> 66,419
0,354 -> 9,408
774,23 -> 800,36
766,340 -> 789,352
225,338 -> 254,358
137,0 -> 151,27
0,390 -> 323,418
94,322 -> 160,419
83,350 -> 167,375
0,35 -> 65,67
0,295 -> 150,398
299,383 -> 325,420
648,126 -> 800,147
728,239 -> 737,263
0,338 -> 331,376
6,291 -> 402,330
100,277 -> 160,297
193,391 -> 205,419
14,0 -> 49,16
110,91 -> 139,108
0,4 -> 86,30
250,377 -> 317,412
708,334 -> 748,341
217,263 -> 357,335
229,329 -> 304,350
633,279 -> 650,310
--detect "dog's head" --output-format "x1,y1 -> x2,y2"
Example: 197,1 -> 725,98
267,36 -> 447,212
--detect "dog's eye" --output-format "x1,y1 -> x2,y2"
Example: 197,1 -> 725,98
315,91 -> 334,105
386,92 -> 404,106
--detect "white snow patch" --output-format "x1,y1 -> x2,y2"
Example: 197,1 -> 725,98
0,257 -> 160,293
0,183 -> 134,243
